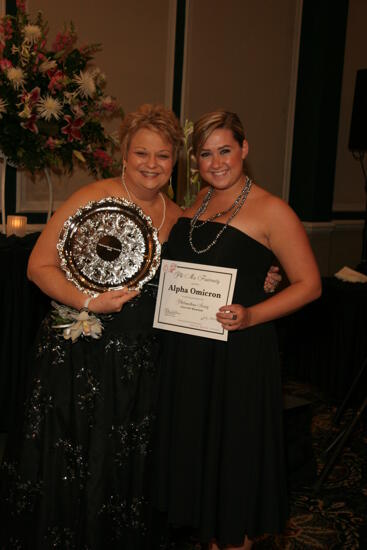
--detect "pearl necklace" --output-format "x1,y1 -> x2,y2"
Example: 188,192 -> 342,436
189,176 -> 252,254
121,176 -> 166,232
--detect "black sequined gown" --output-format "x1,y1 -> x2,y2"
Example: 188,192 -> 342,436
152,218 -> 288,546
0,270 -> 162,549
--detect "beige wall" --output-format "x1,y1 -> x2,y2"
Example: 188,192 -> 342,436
181,0 -> 301,199
18,0 -> 176,214
14,1 -> 366,275
334,0 -> 367,213
28,0 -> 175,112
305,222 -> 363,276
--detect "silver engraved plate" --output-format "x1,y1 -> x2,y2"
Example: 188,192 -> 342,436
57,197 -> 161,294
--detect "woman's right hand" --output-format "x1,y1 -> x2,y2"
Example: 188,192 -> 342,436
88,288 -> 140,314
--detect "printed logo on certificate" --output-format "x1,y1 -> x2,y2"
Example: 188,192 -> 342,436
153,259 -> 237,341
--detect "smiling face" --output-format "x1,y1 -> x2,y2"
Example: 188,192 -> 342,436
124,127 -> 174,196
197,128 -> 248,191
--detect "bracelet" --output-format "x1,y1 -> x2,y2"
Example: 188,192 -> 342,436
80,296 -> 92,313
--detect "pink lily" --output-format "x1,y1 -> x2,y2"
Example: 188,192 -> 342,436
16,0 -> 26,13
20,87 -> 41,107
48,70 -> 65,92
0,58 -> 13,71
93,149 -> 112,168
21,114 -> 38,134
61,115 -> 84,142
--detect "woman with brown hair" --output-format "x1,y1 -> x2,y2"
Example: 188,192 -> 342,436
153,110 -> 321,549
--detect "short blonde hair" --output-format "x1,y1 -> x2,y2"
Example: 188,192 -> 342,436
119,104 -> 184,161
192,110 -> 246,157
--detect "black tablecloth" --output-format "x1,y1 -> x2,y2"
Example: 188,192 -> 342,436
279,276 -> 367,405
0,232 -> 50,432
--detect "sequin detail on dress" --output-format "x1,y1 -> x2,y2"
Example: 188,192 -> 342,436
0,461 -> 43,515
36,317 -> 66,367
99,495 -> 147,536
44,526 -> 79,549
25,378 -> 54,440
76,366 -> 101,426
110,414 -> 155,466
54,439 -> 90,488
105,333 -> 159,381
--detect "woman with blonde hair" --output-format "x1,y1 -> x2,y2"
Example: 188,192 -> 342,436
0,104 -> 184,549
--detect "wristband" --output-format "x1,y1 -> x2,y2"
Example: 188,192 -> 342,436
80,296 -> 92,312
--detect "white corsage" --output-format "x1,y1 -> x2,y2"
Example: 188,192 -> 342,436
51,301 -> 103,343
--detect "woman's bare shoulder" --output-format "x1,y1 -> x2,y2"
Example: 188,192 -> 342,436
59,178 -> 118,213
166,197 -> 183,215
165,197 -> 183,226
250,183 -> 295,216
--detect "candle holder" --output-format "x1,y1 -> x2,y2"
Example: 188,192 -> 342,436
6,215 -> 27,237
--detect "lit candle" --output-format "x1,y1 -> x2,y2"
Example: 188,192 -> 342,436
6,215 -> 28,237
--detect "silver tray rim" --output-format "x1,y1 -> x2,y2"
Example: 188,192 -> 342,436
57,196 -> 161,295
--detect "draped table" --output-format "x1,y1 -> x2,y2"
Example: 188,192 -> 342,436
278,276 -> 367,406
0,232 -> 50,432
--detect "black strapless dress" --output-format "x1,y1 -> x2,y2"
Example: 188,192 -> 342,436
152,218 -> 288,546
0,268 -> 163,549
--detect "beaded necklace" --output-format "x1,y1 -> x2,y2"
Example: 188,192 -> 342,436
189,176 -> 252,254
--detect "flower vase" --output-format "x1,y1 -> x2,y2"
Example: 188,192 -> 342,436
44,168 -> 54,223
0,156 -> 6,234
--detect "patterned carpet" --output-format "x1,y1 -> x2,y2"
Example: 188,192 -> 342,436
255,379 -> 367,550
1,380 -> 365,548
170,378 -> 367,550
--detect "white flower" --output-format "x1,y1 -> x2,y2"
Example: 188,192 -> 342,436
0,98 -> 7,119
23,24 -> 42,44
109,130 -> 120,146
63,91 -> 77,104
50,302 -> 103,343
18,105 -> 32,119
73,71 -> 96,98
37,95 -> 63,120
63,311 -> 103,342
39,59 -> 58,73
7,66 -> 25,89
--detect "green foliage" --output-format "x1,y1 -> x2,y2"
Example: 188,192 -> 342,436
183,119 -> 201,207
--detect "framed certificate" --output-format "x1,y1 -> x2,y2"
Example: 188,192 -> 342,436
153,259 -> 237,341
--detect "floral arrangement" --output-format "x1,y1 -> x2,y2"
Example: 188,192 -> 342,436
0,1 -> 123,177
182,119 -> 200,207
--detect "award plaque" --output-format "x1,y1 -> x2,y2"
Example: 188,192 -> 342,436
57,197 -> 161,294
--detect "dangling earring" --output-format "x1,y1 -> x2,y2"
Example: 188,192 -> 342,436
167,176 -> 174,199
121,161 -> 126,183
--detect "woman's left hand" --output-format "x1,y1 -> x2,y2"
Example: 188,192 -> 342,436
264,265 -> 281,293
216,304 -> 250,331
